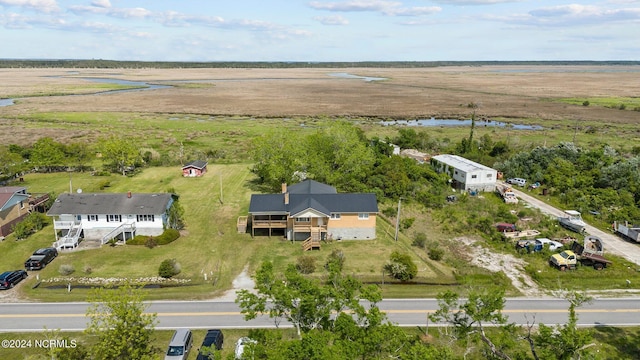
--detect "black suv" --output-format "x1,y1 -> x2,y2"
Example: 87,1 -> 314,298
0,270 -> 28,290
24,247 -> 58,271
196,329 -> 224,360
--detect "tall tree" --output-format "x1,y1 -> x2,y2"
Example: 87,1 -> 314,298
30,137 -> 66,172
98,136 -> 140,176
250,129 -> 305,191
305,121 -> 374,191
85,283 -> 158,360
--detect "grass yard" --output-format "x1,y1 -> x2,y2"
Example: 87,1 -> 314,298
7,164 -> 463,302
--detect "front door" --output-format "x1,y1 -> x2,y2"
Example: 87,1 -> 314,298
317,217 -> 324,226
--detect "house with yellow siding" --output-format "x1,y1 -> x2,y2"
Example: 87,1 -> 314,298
248,180 -> 377,250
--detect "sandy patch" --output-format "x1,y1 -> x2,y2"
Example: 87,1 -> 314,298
213,265 -> 256,302
457,237 -> 546,297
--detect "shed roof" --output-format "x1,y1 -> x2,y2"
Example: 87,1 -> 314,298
182,160 -> 208,170
47,193 -> 173,216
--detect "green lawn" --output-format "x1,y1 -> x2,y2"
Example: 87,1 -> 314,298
7,164 -> 460,302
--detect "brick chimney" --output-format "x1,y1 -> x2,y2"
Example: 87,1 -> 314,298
281,183 -> 287,193
284,192 -> 289,205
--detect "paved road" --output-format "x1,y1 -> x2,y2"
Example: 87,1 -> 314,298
507,183 -> 640,265
0,298 -> 639,332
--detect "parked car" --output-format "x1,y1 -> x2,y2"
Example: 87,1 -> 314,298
234,337 -> 257,360
24,247 -> 58,271
506,178 -> 527,187
535,238 -> 565,251
196,329 -> 224,360
165,328 -> 193,360
0,270 -> 28,290
516,238 -> 564,253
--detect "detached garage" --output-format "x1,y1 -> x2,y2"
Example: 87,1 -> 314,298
431,154 -> 497,192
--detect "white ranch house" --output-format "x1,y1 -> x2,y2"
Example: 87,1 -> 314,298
47,192 -> 174,250
431,154 -> 497,192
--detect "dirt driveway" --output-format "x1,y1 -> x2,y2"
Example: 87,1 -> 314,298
508,183 -> 640,266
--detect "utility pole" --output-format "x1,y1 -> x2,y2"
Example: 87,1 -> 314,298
394,198 -> 402,242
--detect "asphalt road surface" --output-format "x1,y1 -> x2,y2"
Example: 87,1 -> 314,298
0,298 -> 639,332
506,182 -> 640,265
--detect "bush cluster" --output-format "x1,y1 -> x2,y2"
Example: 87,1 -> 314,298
127,229 -> 180,246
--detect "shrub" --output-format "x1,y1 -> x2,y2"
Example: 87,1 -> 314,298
145,237 -> 158,249
158,258 -> 181,278
383,251 -> 418,281
428,246 -> 445,261
324,249 -> 345,273
401,217 -> 415,230
412,233 -> 427,249
59,264 -> 75,276
582,100 -> 590,106
296,256 -> 316,274
381,207 -> 396,218
84,265 -> 92,274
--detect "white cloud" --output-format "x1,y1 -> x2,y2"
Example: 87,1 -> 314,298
527,4 -> 640,25
68,4 -> 152,18
385,6 -> 441,16
309,1 -> 402,12
430,0 -> 520,4
91,0 -> 111,8
313,15 -> 349,25
487,4 -> 640,27
309,0 -> 440,17
0,0 -> 59,13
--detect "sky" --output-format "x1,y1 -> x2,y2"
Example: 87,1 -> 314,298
0,0 -> 639,61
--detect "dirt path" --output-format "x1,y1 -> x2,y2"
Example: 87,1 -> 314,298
213,265 -> 256,302
509,183 -> 640,266
457,237 -> 547,297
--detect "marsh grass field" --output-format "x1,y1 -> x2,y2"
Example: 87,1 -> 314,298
1,64 -> 639,303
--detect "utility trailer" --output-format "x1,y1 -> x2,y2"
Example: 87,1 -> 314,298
614,221 -> 640,243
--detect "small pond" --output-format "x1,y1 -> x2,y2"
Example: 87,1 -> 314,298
0,99 -> 14,107
329,72 -> 387,82
380,118 -> 542,130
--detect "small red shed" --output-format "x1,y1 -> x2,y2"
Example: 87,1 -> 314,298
182,160 -> 208,177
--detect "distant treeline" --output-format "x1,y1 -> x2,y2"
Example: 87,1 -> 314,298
0,59 -> 638,69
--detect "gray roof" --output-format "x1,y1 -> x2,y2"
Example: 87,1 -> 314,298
287,179 -> 337,194
182,160 -> 208,170
249,180 -> 377,215
47,193 -> 173,216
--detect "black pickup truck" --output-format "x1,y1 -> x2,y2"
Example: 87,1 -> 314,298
24,247 -> 58,271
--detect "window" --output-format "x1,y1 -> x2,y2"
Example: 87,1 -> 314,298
136,214 -> 155,222
471,175 -> 477,179
358,213 -> 369,220
487,173 -> 493,178
330,213 -> 341,220
106,214 -> 121,222
295,217 -> 310,222
88,215 -> 98,221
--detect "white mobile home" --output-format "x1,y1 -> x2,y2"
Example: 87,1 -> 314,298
431,154 -> 497,192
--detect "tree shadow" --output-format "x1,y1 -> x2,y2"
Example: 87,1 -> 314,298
593,326 -> 640,359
